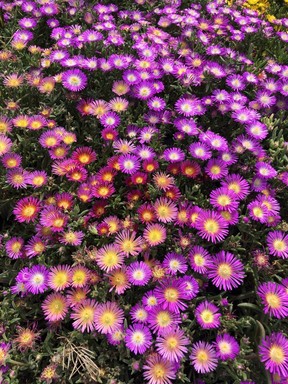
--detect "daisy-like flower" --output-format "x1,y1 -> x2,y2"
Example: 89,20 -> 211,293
267,231 -> 288,259
40,207 -> 68,232
256,162 -> 277,179
5,237 -> 24,259
205,159 -> 228,180
118,154 -> 141,175
70,266 -> 90,288
71,299 -> 98,332
94,301 -> 124,334
42,293 -> 68,322
115,230 -> 143,257
163,253 -> 188,275
66,287 -> 90,308
14,325 -> 40,352
125,324 -> 152,354
190,341 -> 218,373
95,244 -> 124,272
259,333 -> 288,378
247,199 -> 268,224
0,342 -> 10,367
7,167 -> 29,189
163,148 -> 185,163
108,267 -> 130,295
26,265 -> 49,294
175,97 -> 205,117
214,334 -> 240,361
174,118 -> 198,136
0,116 -> 12,134
207,251 -> 245,291
127,261 -> 152,286
195,301 -> 221,329
189,246 -> 212,274
40,364 -> 58,383
210,187 -> 239,212
143,353 -> 177,384
71,146 -> 96,166
27,171 -> 47,188
155,278 -> 187,314
154,198 -> 178,223
134,81 -> 156,100
0,134 -> 13,156
180,160 -> 200,179
221,174 -> 250,200
156,327 -> 189,362
143,224 -> 167,246
25,236 -> 46,258
62,69 -> 87,91
189,142 -> 212,160
130,304 -> 149,324
142,290 -> 158,311
1,152 -> 22,169
48,265 -> 71,291
181,276 -> 200,300
195,210 -> 229,243
257,282 -> 288,319
148,307 -> 181,335
100,112 -> 120,129
59,230 -> 84,246
153,172 -> 175,191
13,197 -> 41,224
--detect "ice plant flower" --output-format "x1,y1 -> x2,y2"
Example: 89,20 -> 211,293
207,251 -> 245,290
190,341 -> 218,373
257,282 -> 288,319
62,69 -> 87,91
13,197 -> 41,223
155,327 -> 189,362
125,323 -> 152,354
143,353 -> 177,384
94,301 -> 124,334
259,333 -> 288,378
71,299 -> 98,332
267,231 -> 288,259
195,301 -> 221,329
214,334 -> 240,361
42,293 -> 68,322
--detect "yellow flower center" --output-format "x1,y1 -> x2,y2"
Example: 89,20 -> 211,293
200,310 -> 214,324
164,288 -> 178,302
266,293 -> 281,309
204,219 -> 219,234
197,350 -> 209,363
218,263 -> 232,279
273,240 -> 286,251
270,345 -> 285,364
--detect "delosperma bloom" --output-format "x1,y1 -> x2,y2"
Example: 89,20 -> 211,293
259,333 -> 288,378
125,324 -> 152,354
257,282 -> 288,319
190,341 -> 218,373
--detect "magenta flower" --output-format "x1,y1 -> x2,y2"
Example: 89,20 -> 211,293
190,341 -> 218,373
125,324 -> 152,354
259,333 -> 288,378
155,327 -> 189,362
267,231 -> 288,259
127,261 -> 152,286
62,69 -> 87,92
195,301 -> 221,329
207,251 -> 245,290
257,282 -> 288,319
214,334 -> 240,361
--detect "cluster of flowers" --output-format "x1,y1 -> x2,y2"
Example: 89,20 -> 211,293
0,0 -> 288,382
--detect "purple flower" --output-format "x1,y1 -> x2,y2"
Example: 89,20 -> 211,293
259,333 -> 288,377
214,334 -> 240,361
190,341 -> 218,373
125,323 -> 152,354
155,327 -> 189,362
267,231 -> 288,259
207,251 -> 245,290
26,265 -> 49,294
257,282 -> 288,319
62,69 -> 87,92
195,301 -> 221,329
127,261 -> 152,286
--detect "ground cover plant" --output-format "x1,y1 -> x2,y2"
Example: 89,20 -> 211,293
0,0 -> 288,383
